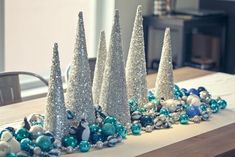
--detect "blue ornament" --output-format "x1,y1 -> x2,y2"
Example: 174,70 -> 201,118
131,123 -> 141,135
181,88 -> 189,96
90,132 -> 103,144
159,108 -> 169,116
66,110 -> 75,120
89,124 -> 100,133
20,138 -> 34,153
186,106 -> 200,118
179,114 -> 189,124
189,88 -> 199,96
43,131 -> 55,143
101,123 -> 116,137
5,127 -> 15,136
15,128 -> 30,141
115,123 -> 127,139
6,153 -> 17,157
104,116 -> 117,125
140,115 -> 154,127
79,141 -> 90,152
128,99 -> 138,113
36,135 -> 53,152
217,99 -> 227,109
198,86 -> 206,93
62,135 -> 78,148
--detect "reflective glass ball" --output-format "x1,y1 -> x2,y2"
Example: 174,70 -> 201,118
179,114 -> 189,124
35,135 -> 53,152
79,141 -> 90,152
62,135 -> 78,148
131,123 -> 141,135
15,128 -> 30,141
217,99 -> 227,109
101,123 -> 116,137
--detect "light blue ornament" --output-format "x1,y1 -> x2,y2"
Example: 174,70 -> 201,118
15,128 -> 30,141
210,100 -> 219,113
128,98 -> 138,113
200,103 -> 207,112
20,138 -> 34,153
6,153 -> 17,157
179,114 -> 189,124
159,108 -> 169,116
217,99 -> 227,109
89,124 -> 100,133
104,116 -> 117,125
35,135 -> 53,152
79,141 -> 90,152
201,112 -> 209,121
115,123 -> 127,138
131,123 -> 141,135
62,135 -> 78,148
101,123 -> 116,137
186,105 -> 200,118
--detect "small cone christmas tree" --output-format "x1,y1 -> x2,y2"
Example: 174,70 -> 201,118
66,12 -> 96,124
155,27 -> 175,100
126,5 -> 147,105
99,10 -> 131,124
92,31 -> 107,105
44,43 -> 68,140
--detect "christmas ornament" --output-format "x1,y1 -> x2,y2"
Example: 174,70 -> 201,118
179,114 -> 189,124
0,141 -> 10,157
29,125 -> 44,139
131,123 -> 141,135
0,131 -> 20,153
35,135 -> 53,152
62,136 -> 78,148
126,5 -> 147,105
44,43 -> 69,140
79,141 -> 90,152
20,138 -> 34,154
101,123 -> 116,137
15,128 -> 30,142
99,10 -> 131,124
217,98 -> 227,109
92,31 -> 107,105
66,12 -> 96,124
155,27 -> 175,100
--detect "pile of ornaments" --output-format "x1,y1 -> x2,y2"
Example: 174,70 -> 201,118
128,85 -> 227,135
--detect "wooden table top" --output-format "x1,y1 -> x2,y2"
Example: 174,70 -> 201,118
2,67 -> 234,157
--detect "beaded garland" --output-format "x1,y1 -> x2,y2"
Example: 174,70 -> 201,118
0,85 -> 228,157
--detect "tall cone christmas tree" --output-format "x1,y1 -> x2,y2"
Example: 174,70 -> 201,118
44,43 -> 68,140
99,10 -> 131,125
126,5 -> 147,105
66,12 -> 96,124
155,27 -> 175,100
92,31 -> 107,105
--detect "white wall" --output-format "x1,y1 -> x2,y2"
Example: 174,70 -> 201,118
0,0 -> 4,71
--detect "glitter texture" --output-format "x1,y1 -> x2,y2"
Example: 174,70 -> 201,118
155,28 -> 175,100
66,12 -> 96,124
44,43 -> 69,140
126,5 -> 148,106
92,31 -> 107,105
99,10 -> 131,125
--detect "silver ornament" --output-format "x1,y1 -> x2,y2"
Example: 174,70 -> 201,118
190,116 -> 201,123
95,141 -> 104,149
53,139 -> 62,148
66,12 -> 96,124
29,125 -> 44,139
33,147 -> 41,155
131,110 -> 142,120
155,28 -> 175,100
145,125 -> 153,132
66,146 -> 74,154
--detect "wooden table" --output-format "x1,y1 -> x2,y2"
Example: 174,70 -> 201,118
1,67 -> 234,157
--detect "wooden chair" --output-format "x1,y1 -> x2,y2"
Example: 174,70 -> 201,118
0,71 -> 48,106
65,58 -> 96,83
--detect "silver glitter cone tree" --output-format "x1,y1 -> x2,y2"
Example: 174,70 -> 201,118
92,31 -> 107,105
66,12 -> 96,124
44,43 -> 68,140
126,5 -> 147,105
99,10 -> 131,124
155,27 -> 175,100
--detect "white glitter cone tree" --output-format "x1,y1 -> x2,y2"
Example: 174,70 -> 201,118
155,27 -> 175,100
66,12 -> 96,124
126,5 -> 147,105
44,43 -> 68,140
99,10 -> 131,124
92,31 -> 107,105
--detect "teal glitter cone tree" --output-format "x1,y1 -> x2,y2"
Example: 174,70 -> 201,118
99,10 -> 131,125
44,43 -> 69,140
155,27 -> 175,100
66,12 -> 96,124
92,31 -> 107,105
126,5 -> 148,106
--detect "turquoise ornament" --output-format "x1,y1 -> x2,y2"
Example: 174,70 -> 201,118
104,116 -> 117,125
15,128 -> 30,141
89,124 -> 100,133
35,135 -> 52,152
115,123 -> 127,138
6,153 -> 17,157
140,115 -> 154,127
79,140 -> 90,152
210,100 -> 219,113
159,108 -> 169,116
128,99 -> 138,113
174,90 -> 183,98
179,114 -> 189,124
131,123 -> 141,135
20,138 -> 34,153
62,135 -> 78,148
138,107 -> 147,113
217,99 -> 227,109
101,123 -> 116,137
200,103 -> 207,112
174,84 -> 180,92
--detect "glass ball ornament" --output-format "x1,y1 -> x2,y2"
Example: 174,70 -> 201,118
90,132 -> 103,144
20,138 -> 34,154
210,99 -> 219,113
35,135 -> 53,152
107,136 -> 118,147
115,123 -> 127,139
200,103 -> 208,112
140,115 -> 154,127
79,140 -> 90,152
201,112 -> 209,121
6,152 -> 17,157
89,124 -> 100,133
181,88 -> 189,96
43,131 -> 55,143
186,105 -> 200,118
15,128 -> 30,141
189,88 -> 199,96
217,99 -> 227,109
101,123 -> 116,137
95,141 -> 104,149
131,123 -> 141,135
197,86 -> 206,93
131,110 -> 142,121
5,127 -> 15,136
29,125 -> 44,140
159,108 -> 169,116
62,135 -> 78,148
147,91 -> 156,102
104,116 -> 117,125
128,98 -> 138,113
179,114 -> 189,124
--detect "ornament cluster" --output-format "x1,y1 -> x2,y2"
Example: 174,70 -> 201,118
0,5 -> 228,157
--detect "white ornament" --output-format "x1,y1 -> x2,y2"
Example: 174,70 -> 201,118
0,131 -> 20,153
0,141 -> 10,157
